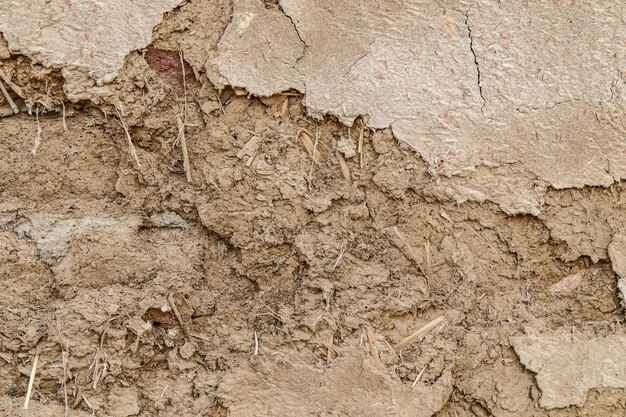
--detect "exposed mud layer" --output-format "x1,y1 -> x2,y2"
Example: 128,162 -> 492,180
1,1 -> 625,416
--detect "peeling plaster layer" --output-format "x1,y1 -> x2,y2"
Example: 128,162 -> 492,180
213,0 -> 305,96
213,0 -> 626,215
512,332 -> 626,409
0,0 -> 182,86
219,347 -> 452,417
609,233 -> 626,278
472,1 -> 623,113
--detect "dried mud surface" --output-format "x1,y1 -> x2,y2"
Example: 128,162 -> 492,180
1,1 -> 625,417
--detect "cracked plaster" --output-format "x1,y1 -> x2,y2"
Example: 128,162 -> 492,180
0,0 -> 182,99
212,0 -> 626,215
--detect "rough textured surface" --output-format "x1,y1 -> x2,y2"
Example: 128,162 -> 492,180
609,234 -> 626,278
0,0 -> 182,97
1,1 -> 626,416
512,332 -> 626,409
212,0 -> 626,215
0,397 -> 90,417
609,233 -> 626,307
220,347 -> 452,417
214,0 -> 305,96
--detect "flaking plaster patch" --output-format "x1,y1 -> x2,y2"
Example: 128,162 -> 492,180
213,0 -> 626,215
0,0 -> 182,95
213,0 -> 305,96
512,332 -> 626,409
219,347 -> 452,417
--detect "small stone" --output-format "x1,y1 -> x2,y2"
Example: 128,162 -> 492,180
489,348 -> 498,359
254,159 -> 274,176
201,100 -> 221,115
337,136 -> 357,158
127,316 -> 152,337
149,211 -> 188,229
179,341 -> 196,359
346,204 -> 369,220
